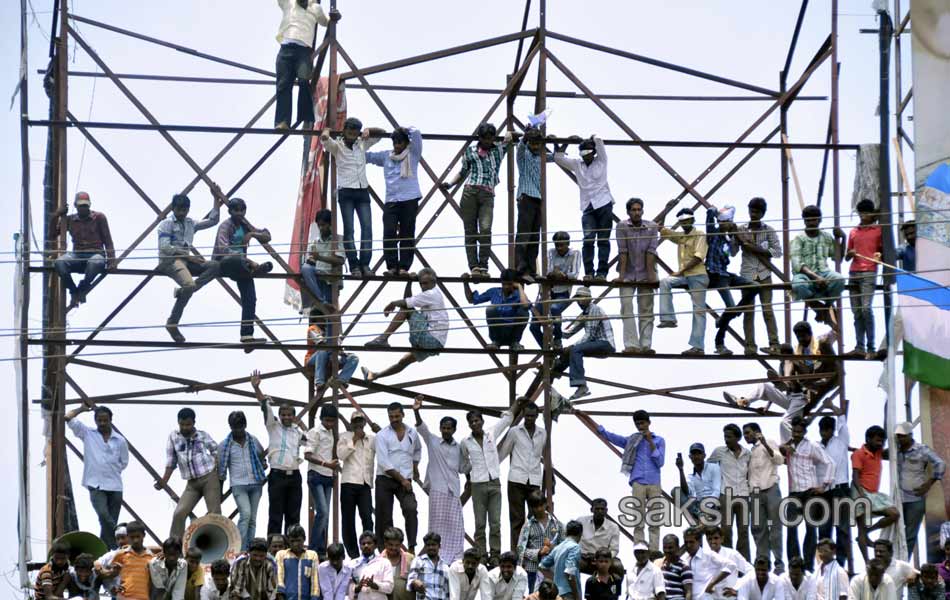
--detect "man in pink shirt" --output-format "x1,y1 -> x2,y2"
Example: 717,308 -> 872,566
845,199 -> 882,358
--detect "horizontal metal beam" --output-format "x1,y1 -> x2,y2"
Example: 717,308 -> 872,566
25,120 -> 861,149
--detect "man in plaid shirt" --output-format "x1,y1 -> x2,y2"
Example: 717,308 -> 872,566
408,532 -> 451,600
155,407 -> 222,539
553,287 -> 615,400
442,123 -> 512,277
789,205 -> 846,328
516,492 -> 563,592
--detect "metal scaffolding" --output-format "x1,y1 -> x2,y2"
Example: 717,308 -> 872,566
20,0 -> 862,562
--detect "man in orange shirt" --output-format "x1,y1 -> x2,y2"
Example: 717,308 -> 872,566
96,521 -> 154,600
851,425 -> 899,562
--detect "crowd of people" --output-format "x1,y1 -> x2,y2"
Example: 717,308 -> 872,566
36,2 -> 946,600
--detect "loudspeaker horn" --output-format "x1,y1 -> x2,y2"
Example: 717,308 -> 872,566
50,531 -> 109,562
183,514 -> 242,564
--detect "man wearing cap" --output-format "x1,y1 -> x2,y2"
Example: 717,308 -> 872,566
51,191 -> 116,308
657,208 -> 709,356
413,396 -> 465,564
337,410 -> 379,560
322,121 -> 388,277
676,443 -> 721,520
894,422 -> 946,558
305,405 -> 341,558
627,543 -> 667,600
553,286 -> 615,400
157,191 -> 222,343
703,206 -> 754,356
367,127 -> 424,276
789,205 -> 846,328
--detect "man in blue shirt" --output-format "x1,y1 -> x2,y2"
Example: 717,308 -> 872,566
595,409 -> 665,554
514,127 -> 555,280
463,268 -> 531,350
538,520 -> 582,600
367,127 -> 423,276
676,443 -> 721,522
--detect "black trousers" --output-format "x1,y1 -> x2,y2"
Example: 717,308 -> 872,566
267,470 -> 302,535
515,195 -> 542,275
341,483 -> 374,559
507,480 -> 539,551
383,199 -> 419,271
375,475 -> 419,549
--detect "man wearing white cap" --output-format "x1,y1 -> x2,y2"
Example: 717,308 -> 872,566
894,421 -> 945,558
704,206 -> 755,356
337,410 -> 378,560
553,286 -> 615,400
51,191 -> 115,308
657,207 -> 709,356
627,543 -> 667,600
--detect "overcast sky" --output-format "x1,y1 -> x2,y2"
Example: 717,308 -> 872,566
0,0 -> 917,586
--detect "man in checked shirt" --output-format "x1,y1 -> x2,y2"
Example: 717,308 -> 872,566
155,407 -> 222,539
408,532 -> 452,600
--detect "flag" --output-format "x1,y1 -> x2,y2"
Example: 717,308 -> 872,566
898,271 -> 950,389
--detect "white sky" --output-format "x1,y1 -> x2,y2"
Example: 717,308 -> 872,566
0,0 -> 919,589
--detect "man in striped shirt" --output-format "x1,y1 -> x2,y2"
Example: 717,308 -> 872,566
442,123 -> 513,277
780,418 -> 834,572
655,534 -> 693,600
514,127 -> 555,279
553,287 -> 615,400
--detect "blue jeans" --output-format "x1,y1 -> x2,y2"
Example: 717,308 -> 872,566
530,291 -> 570,346
565,340 -> 613,386
232,484 -> 263,552
301,263 -> 333,309
54,251 -> 106,296
486,305 -> 529,346
339,188 -> 373,271
903,499 -> 926,558
581,204 -> 614,277
659,274 -> 709,350
849,273 -> 876,350
275,43 -> 314,126
790,271 -> 846,301
307,352 -> 359,385
219,256 -> 258,338
89,488 -> 122,550
709,273 -> 753,347
308,472 -> 334,553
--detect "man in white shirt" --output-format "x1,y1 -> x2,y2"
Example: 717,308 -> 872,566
488,552 -> 528,600
450,548 -> 493,600
707,526 -> 753,600
64,403 -> 129,550
707,424 -> 752,562
816,407 -> 850,568
848,560 -> 897,600
684,527 -> 733,600
781,417 -> 834,571
321,120 -> 388,277
201,559 -> 232,600
305,405 -> 340,557
349,531 -> 381,583
729,558 -> 785,600
498,400 -> 546,552
576,499 -> 621,575
374,402 -> 422,554
779,558 -> 817,600
461,409 -> 513,566
628,542 -> 667,600
873,539 -> 917,599
414,396 -> 465,564
363,268 -> 449,380
815,540 -> 848,600
742,422 -> 785,575
150,539 -> 188,600
253,370 -> 306,537
338,411 -> 378,559
553,135 -> 615,280
272,0 -> 339,129
353,552 -> 395,600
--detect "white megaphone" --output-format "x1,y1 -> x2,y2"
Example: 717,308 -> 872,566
183,514 -> 242,564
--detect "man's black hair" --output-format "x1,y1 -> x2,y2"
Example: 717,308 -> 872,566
802,204 -> 822,219
865,425 -> 886,440
498,551 -> 517,565
210,559 -> 231,576
439,416 -> 458,429
792,321 -> 812,336
172,194 -> 191,209
287,524 -> 306,540
228,411 -> 247,429
422,531 -> 442,545
359,531 -> 377,544
818,416 -> 836,431
126,521 -> 146,536
93,406 -> 113,420
73,554 -> 95,570
466,410 -> 483,423
177,407 -> 196,422
383,527 -> 404,543
856,199 -> 876,214
391,128 -> 411,145
723,423 -> 741,438
387,402 -> 404,414
248,538 -> 269,553
626,197 -> 644,211
748,197 -> 767,212
552,231 -> 570,243
462,548 -> 481,562
315,209 -> 332,224
500,268 -> 518,283
343,117 -> 363,131
227,197 -> 247,212
632,410 -> 650,423
327,543 -> 346,560
476,123 -> 497,138
565,520 -> 583,537
162,537 -> 183,554
743,422 -> 762,433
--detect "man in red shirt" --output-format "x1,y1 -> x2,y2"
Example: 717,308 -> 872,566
850,425 -> 898,562
51,191 -> 116,308
845,199 -> 882,358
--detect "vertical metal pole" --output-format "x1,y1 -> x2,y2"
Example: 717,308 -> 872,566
830,0 -> 847,408
877,9 -> 896,345
536,0 -> 554,511
46,0 -> 70,543
893,0 -> 905,222
506,76 -> 517,408
326,0 -> 341,546
779,75 -> 792,342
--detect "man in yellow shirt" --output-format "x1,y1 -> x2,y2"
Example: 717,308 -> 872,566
657,208 -> 709,355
